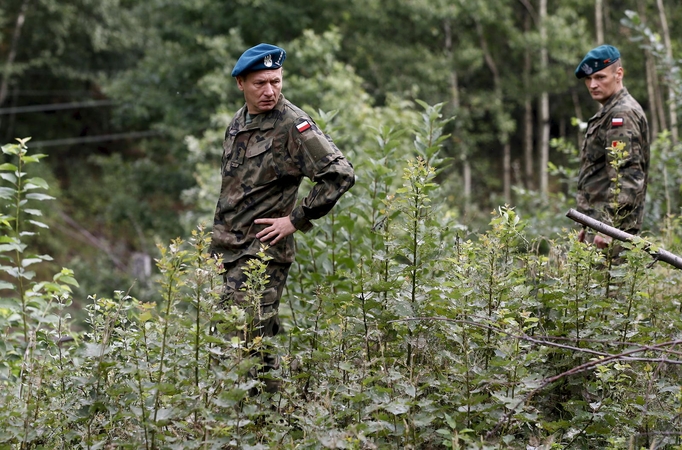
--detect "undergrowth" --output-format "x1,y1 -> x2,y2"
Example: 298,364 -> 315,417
2,103 -> 682,450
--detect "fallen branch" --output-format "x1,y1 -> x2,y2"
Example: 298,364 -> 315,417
566,208 -> 682,270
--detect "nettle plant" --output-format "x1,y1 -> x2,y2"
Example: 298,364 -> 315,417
284,103 -> 682,449
0,138 -> 79,446
3,101 -> 682,450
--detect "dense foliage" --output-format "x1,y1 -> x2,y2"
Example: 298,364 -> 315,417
3,0 -> 682,448
3,101 -> 682,448
1,0 -> 682,298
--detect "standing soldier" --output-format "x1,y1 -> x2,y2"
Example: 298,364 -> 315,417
574,44 -> 650,249
211,43 -> 355,393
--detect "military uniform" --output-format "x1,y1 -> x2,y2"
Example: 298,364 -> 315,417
577,87 -> 649,233
210,44 -> 354,388
574,45 -> 650,235
212,94 -> 355,265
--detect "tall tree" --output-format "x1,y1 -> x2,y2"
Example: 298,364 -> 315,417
656,0 -> 678,144
0,0 -> 29,108
521,9 -> 536,190
538,0 -> 550,198
595,0 -> 604,44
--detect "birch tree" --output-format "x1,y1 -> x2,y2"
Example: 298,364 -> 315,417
656,0 -> 678,144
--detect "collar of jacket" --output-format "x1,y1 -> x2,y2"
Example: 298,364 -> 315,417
594,87 -> 628,119
238,94 -> 287,132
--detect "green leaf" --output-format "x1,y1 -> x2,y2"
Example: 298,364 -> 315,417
0,187 -> 15,199
84,342 -> 109,357
0,173 -> 17,184
21,258 -> 44,267
25,177 -> 49,189
22,154 -> 47,163
0,242 -> 27,252
25,193 -> 55,201
384,399 -> 410,415
28,220 -> 49,229
0,163 -> 18,171
24,209 -> 43,216
56,275 -> 79,287
339,361 -> 355,372
0,289 -> 17,301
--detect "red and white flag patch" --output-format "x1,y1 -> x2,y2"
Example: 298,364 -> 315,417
612,117 -> 624,127
296,120 -> 311,133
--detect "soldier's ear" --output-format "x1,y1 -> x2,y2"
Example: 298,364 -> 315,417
236,76 -> 245,92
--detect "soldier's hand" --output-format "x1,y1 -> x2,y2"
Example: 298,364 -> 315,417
254,217 -> 297,245
578,229 -> 586,243
594,234 -> 612,249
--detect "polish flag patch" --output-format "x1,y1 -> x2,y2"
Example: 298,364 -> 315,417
612,117 -> 624,127
296,120 -> 312,133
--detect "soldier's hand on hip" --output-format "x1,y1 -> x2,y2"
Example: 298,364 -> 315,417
578,229 -> 586,243
255,216 -> 297,245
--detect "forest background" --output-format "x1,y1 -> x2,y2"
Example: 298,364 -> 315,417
0,0 -> 680,300
3,0 -> 682,449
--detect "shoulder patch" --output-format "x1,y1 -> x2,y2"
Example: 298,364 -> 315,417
612,117 -> 624,127
296,120 -> 312,133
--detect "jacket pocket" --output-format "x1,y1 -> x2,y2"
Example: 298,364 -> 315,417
246,137 -> 279,185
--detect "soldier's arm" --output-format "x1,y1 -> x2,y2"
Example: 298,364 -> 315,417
288,119 -> 355,232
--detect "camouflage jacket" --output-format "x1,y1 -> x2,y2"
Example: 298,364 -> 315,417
576,87 -> 650,233
211,94 -> 355,264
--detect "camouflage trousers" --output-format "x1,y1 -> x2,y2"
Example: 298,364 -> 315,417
220,256 -> 290,390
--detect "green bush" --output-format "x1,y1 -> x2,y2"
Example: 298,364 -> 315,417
3,100 -> 682,449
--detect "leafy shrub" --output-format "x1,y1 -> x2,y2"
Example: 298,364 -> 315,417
3,100 -> 682,449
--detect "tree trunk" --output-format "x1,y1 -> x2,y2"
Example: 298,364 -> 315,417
538,0 -> 549,198
444,19 -> 471,213
654,65 -> 668,133
656,0 -> 678,144
476,20 -> 511,203
595,0 -> 604,44
0,0 -> 31,107
571,89 -> 584,149
524,98 -> 534,190
644,49 -> 660,138
637,1 -> 659,137
523,14 -> 534,190
463,160 -> 471,210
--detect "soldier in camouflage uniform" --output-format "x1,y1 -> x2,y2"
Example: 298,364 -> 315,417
211,43 -> 355,392
574,45 -> 649,250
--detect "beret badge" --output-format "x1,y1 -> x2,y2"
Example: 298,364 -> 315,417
264,54 -> 273,68
581,63 -> 593,76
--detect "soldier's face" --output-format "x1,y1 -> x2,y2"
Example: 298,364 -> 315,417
584,64 -> 623,105
237,68 -> 283,114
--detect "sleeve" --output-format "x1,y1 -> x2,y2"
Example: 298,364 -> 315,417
287,118 -> 355,232
604,109 -> 648,230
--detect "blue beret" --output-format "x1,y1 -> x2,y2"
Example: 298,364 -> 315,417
231,43 -> 286,77
575,45 -> 620,79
